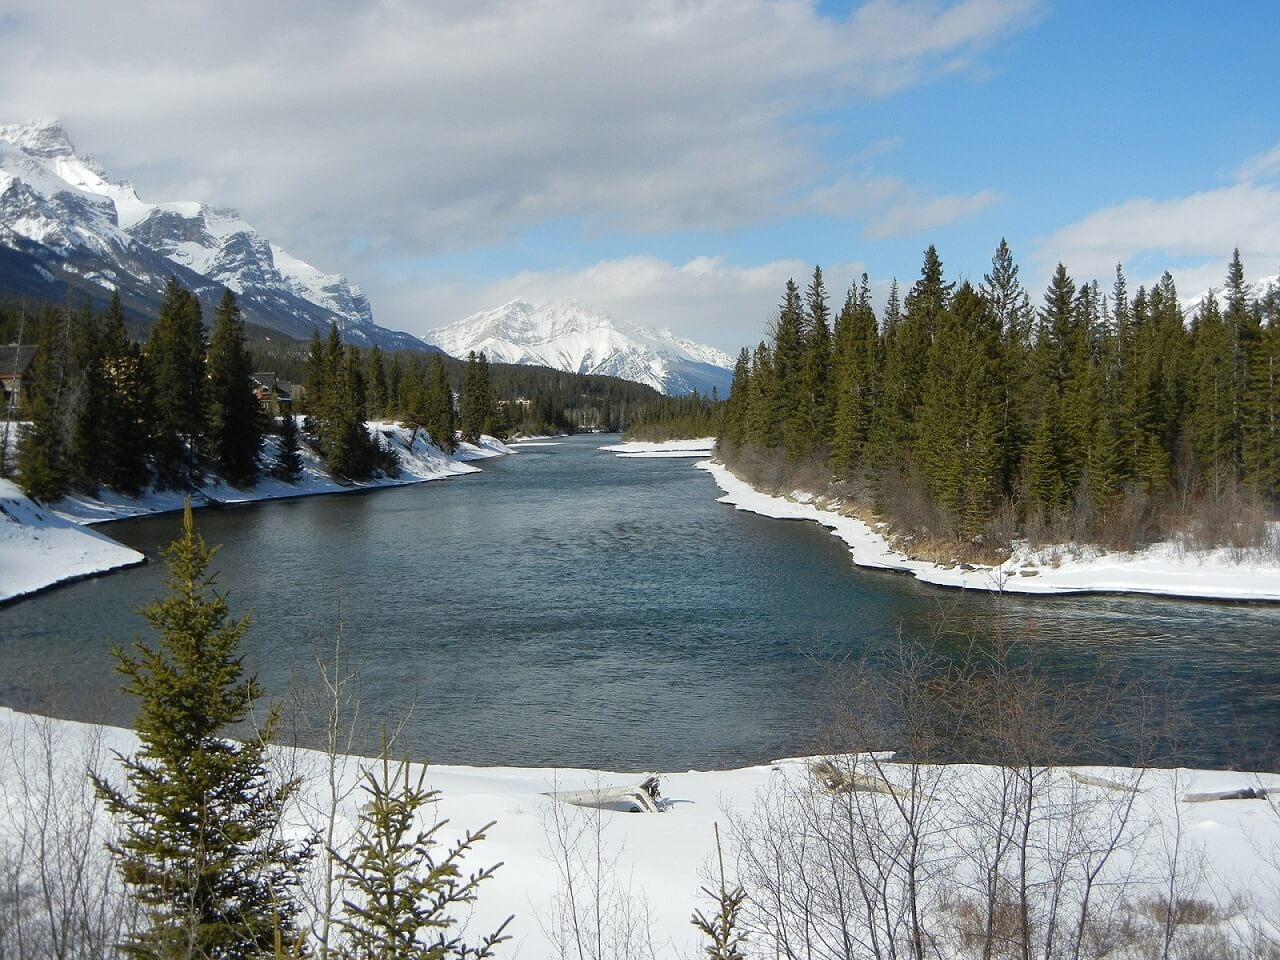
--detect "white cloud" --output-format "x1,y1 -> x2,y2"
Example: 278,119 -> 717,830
386,254 -> 869,352
1037,182 -> 1280,298
866,188 -> 1001,238
1235,143 -> 1280,184
0,0 -> 1035,263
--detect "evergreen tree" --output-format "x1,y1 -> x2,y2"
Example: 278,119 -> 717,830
745,342 -> 778,449
424,353 -> 457,453
272,406 -> 304,482
1243,277 -> 1280,497
332,744 -> 511,960
459,351 -> 496,444
720,348 -> 752,451
92,505 -> 313,959
772,280 -> 807,460
792,265 -> 832,457
206,291 -> 263,488
365,345 -> 388,421
146,279 -> 207,486
15,307 -> 73,501
69,299 -> 108,492
1188,293 -> 1235,481
99,292 -> 153,495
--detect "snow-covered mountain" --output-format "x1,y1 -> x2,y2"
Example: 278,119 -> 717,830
426,298 -> 735,396
0,120 -> 429,351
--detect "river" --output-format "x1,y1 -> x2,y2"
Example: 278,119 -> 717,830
3,434 -> 1278,769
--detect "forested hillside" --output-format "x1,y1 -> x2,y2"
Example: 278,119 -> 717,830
715,243 -> 1279,557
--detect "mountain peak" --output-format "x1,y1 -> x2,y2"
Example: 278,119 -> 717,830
0,119 -> 76,158
425,299 -> 734,396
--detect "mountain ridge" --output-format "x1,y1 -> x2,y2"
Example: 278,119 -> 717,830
0,119 -> 431,351
426,298 -> 734,396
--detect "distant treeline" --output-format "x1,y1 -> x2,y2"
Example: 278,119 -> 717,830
248,334 -> 669,436
639,242 -> 1279,554
0,278 -> 684,501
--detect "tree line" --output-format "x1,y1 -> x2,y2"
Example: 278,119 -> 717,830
3,278 -> 547,500
716,243 -> 1279,549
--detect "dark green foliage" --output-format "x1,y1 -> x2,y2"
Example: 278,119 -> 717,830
304,324 -> 387,481
272,408 -> 304,482
206,291 -> 264,489
332,743 -> 511,960
424,353 -> 457,453
458,351 -> 498,444
146,279 -> 207,486
365,344 -> 388,420
99,292 -> 154,495
15,306 -> 74,501
92,505 -> 313,960
721,245 -> 1277,555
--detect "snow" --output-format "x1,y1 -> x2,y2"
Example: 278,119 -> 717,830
2,705 -> 1278,959
0,478 -> 144,604
0,423 -> 512,601
424,299 -> 734,396
698,460 -> 1280,602
599,437 -> 717,458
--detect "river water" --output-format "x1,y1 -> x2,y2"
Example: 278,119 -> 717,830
3,435 -> 1278,770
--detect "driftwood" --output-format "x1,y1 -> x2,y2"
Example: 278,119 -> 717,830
548,775 -> 664,813
1180,786 -> 1270,803
811,760 -> 910,797
1067,771 -> 1141,793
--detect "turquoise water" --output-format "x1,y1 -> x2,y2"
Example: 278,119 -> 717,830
3,434 -> 1278,769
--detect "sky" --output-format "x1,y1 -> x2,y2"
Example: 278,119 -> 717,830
1,0 -> 1278,352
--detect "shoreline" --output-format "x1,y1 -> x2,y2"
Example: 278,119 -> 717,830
696,458 -> 1280,604
0,425 -> 513,605
2,704 -> 1277,960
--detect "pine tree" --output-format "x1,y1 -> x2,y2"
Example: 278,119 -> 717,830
424,353 -> 457,453
365,345 -> 388,421
206,291 -> 263,489
272,406 -> 304,482
69,299 -> 108,492
1188,293 -> 1235,482
690,825 -> 747,960
15,307 -> 73,502
745,342 -> 778,449
99,292 -> 153,495
146,279 -> 207,486
791,265 -> 832,457
459,351 -> 495,444
1242,277 -> 1280,497
720,348 -> 752,451
92,504 -> 313,959
772,280 -> 807,460
332,742 -> 510,960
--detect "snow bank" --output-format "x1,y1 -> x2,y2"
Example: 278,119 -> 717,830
698,461 -> 1280,602
2,706 -> 1277,959
599,437 -> 716,458
0,478 -> 144,604
1,423 -> 513,601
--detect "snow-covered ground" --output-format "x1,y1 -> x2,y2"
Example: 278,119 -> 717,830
0,422 -> 512,603
599,437 -> 716,458
0,478 -> 145,603
699,461 -> 1280,602
2,706 -> 1277,959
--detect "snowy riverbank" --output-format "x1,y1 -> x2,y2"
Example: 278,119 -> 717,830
598,437 -> 716,458
0,422 -> 512,603
698,460 -> 1280,602
2,706 -> 1277,959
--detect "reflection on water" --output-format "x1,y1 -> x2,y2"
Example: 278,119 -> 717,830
2,434 -> 1278,770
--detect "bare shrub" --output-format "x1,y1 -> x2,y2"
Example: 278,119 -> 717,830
0,712 -> 136,960
540,777 -> 665,960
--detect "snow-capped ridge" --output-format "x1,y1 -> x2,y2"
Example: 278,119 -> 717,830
0,120 -> 426,352
426,298 -> 734,396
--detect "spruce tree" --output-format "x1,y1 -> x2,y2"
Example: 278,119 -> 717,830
424,353 -> 457,454
206,291 -> 263,489
272,407 -> 304,482
365,345 -> 388,421
721,348 -> 752,451
459,351 -> 496,444
146,279 -> 207,487
92,504 -> 313,959
99,292 -> 153,495
69,299 -> 108,492
772,280 -> 806,460
15,307 -> 73,502
332,744 -> 511,960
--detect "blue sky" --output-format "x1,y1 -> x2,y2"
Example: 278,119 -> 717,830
1,1 -> 1277,350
